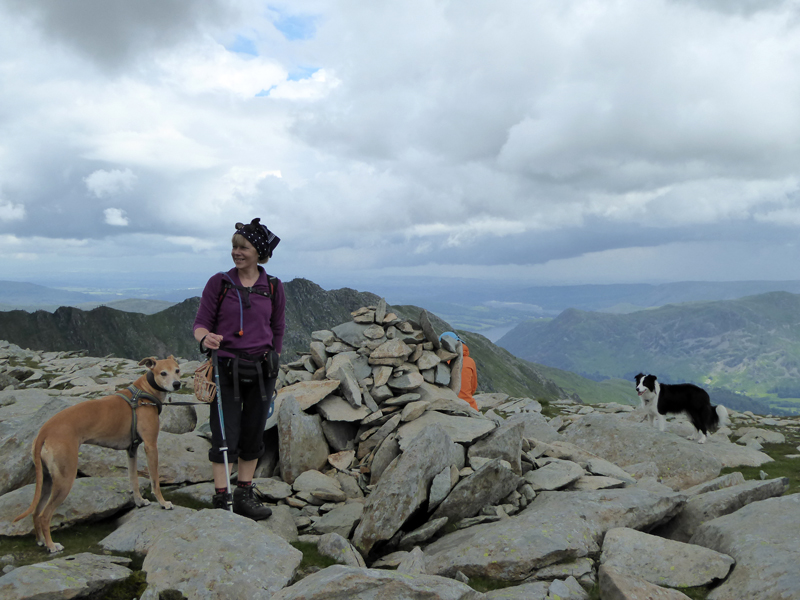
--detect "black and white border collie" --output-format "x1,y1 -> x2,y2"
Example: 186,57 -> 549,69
634,373 -> 728,444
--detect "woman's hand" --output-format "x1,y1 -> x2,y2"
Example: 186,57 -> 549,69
202,333 -> 224,350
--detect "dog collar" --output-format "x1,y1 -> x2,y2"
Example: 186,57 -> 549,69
146,371 -> 170,393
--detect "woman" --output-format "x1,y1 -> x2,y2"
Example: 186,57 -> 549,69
193,218 -> 285,520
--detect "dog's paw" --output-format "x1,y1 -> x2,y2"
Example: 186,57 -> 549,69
135,497 -> 151,508
161,501 -> 174,510
48,543 -> 64,553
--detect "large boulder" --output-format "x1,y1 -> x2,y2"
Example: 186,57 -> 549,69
140,509 -> 302,600
0,553 -> 132,600
277,394 -> 329,483
690,494 -> 800,600
99,503 -> 197,554
423,486 -> 685,581
430,458 -> 523,522
0,476 -> 149,537
655,477 -> 789,542
352,424 -> 455,556
600,527 -> 734,588
77,431 -> 212,484
271,565 -> 482,600
562,414 -> 721,489
0,397 -> 70,495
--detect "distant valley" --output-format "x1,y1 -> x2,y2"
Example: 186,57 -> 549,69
498,291 -> 800,415
4,278 -> 800,414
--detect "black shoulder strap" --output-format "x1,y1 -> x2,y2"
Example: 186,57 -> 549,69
215,272 -> 279,315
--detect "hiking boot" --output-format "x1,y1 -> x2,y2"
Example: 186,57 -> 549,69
233,484 -> 272,520
212,491 -> 232,511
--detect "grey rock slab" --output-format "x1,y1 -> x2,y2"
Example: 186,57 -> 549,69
524,458 -> 585,491
431,458 -> 524,522
600,527 -> 734,588
158,403 -> 197,434
423,487 -> 685,581
140,508 -> 302,600
317,395 -> 371,421
428,466 -> 455,510
655,477 -> 789,542
399,516 -> 449,550
468,420 -> 524,474
401,400 -> 430,422
527,557 -> 595,584
260,504 -> 299,543
547,576 -> 589,600
368,338 -> 413,367
322,420 -> 358,452
0,397 -> 71,496
700,438 -> 773,468
563,414 -> 722,490
271,564 -> 483,600
682,471 -> 745,497
314,501 -> 363,538
369,433 -> 401,485
332,321 -> 373,348
267,379 -> 341,430
569,475 -> 626,491
389,370 -> 425,392
77,431 -> 211,484
690,494 -> 800,600
397,546 -> 427,575
586,458 -> 637,484
317,532 -> 366,567
0,476 -> 149,537
599,565 -> 693,600
99,503 -> 196,554
397,410 -> 495,450
484,581 -> 550,599
278,395 -> 329,484
505,412 -> 561,444
293,469 -> 345,501
352,424 -> 455,556
0,553 -> 132,600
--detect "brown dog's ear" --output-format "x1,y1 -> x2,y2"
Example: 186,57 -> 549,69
138,357 -> 158,369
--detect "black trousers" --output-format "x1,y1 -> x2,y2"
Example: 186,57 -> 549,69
208,357 -> 276,464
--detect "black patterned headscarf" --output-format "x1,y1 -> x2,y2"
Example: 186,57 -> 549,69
235,218 -> 280,260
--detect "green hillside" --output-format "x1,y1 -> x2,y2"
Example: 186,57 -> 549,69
498,291 -> 800,413
0,278 -> 623,404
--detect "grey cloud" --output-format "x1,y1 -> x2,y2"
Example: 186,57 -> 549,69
0,0 -> 237,69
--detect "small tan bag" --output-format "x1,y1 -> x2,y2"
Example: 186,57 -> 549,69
193,360 -> 216,403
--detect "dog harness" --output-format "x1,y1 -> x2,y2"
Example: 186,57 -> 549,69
114,381 -> 164,458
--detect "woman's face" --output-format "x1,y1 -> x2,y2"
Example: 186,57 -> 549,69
231,238 -> 258,271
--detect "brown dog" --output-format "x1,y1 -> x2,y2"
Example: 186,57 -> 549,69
13,356 -> 180,552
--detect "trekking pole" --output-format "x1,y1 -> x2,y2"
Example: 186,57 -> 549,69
211,349 -> 233,512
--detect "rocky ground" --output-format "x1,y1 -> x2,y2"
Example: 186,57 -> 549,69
0,302 -> 799,600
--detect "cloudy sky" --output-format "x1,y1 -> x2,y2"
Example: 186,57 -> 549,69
2,0 -> 800,296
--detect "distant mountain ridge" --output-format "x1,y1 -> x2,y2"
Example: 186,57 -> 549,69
0,278 -> 571,403
498,291 -> 800,413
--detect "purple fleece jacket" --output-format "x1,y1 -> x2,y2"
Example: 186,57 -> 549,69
193,267 -> 286,358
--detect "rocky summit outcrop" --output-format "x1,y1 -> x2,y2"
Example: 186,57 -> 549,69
1,303 -> 800,600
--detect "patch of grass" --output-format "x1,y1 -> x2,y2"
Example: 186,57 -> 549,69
87,568 -> 148,600
720,441 -> 800,495
163,489 -> 212,510
290,541 -> 339,581
465,575 -> 517,593
675,584 -> 711,599
0,519 -> 122,568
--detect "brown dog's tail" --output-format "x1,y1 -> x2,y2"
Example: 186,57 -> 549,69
13,433 -> 46,522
